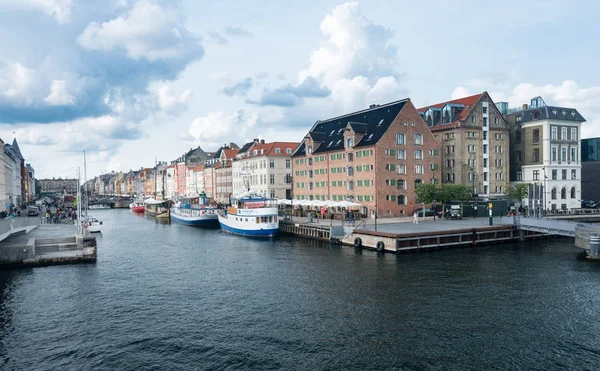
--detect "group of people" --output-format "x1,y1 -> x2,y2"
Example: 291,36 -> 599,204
44,206 -> 77,224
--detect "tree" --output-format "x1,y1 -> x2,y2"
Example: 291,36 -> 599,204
508,183 -> 529,202
415,183 -> 437,204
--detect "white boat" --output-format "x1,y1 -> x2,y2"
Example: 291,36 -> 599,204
84,216 -> 102,233
88,204 -> 112,210
170,192 -> 218,227
144,198 -> 171,218
218,192 -> 279,237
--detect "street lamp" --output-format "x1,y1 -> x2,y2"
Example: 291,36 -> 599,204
471,168 -> 476,217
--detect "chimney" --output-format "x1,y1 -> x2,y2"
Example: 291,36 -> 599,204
522,104 -> 528,111
260,139 -> 265,144
253,138 -> 259,143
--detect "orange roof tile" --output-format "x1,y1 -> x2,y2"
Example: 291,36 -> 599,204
245,141 -> 298,157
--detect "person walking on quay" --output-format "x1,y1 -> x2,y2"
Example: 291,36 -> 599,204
320,206 -> 326,222
413,211 -> 419,224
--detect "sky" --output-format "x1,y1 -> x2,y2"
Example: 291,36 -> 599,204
0,0 -> 599,179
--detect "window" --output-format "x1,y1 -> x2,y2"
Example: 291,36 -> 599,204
269,174 -> 275,185
495,117 -> 499,124
307,145 -> 312,154
533,170 -> 540,180
396,133 -> 405,145
571,187 -> 576,199
483,145 -> 488,154
533,148 -> 539,163
571,127 -> 577,140
414,134 -> 423,145
414,164 -> 423,174
385,164 -> 396,171
483,117 -> 488,126
516,170 -> 522,181
286,159 -> 291,169
397,165 -> 406,175
551,147 -> 557,162
446,173 -> 455,182
532,129 -> 540,144
467,144 -> 475,153
552,170 -> 557,180
471,115 -> 476,123
515,130 -> 521,144
551,188 -> 557,200
396,150 -> 405,160
570,147 -> 577,162
562,169 -> 567,180
571,170 -> 576,180
561,187 -> 567,199
483,131 -> 487,140
482,106 -> 488,114
414,149 -> 423,159
551,126 -> 557,140
561,127 -> 567,140
397,195 -> 406,205
446,145 -> 455,154
446,159 -> 455,168
348,167 -> 354,176
561,147 -> 567,162
346,137 -> 353,148
397,180 -> 406,190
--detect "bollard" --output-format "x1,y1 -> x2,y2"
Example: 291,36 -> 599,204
590,234 -> 600,257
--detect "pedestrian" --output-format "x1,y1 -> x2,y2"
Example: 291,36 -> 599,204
321,206 -> 326,221
413,211 -> 419,224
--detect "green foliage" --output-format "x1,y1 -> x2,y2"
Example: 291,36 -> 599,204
508,183 -> 529,201
415,183 -> 473,204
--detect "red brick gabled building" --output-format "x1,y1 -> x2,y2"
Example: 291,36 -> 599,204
292,99 -> 441,217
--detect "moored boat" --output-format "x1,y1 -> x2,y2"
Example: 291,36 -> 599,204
144,198 -> 171,218
83,216 -> 102,233
170,192 -> 219,227
218,192 -> 279,237
130,200 -> 145,213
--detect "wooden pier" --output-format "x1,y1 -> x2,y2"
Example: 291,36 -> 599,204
281,219 -> 549,253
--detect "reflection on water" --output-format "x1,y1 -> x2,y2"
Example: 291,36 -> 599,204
1,209 -> 600,370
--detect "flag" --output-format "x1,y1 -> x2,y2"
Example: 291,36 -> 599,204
74,196 -> 78,206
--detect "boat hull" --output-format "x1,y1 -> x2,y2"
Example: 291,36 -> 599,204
170,212 -> 219,227
130,205 -> 145,213
145,209 -> 169,218
217,214 -> 278,237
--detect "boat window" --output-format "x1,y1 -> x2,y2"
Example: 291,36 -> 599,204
256,217 -> 259,223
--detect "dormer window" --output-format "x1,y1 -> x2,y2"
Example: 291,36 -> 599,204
275,148 -> 281,154
346,137 -> 353,148
307,145 -> 312,154
425,110 -> 433,126
253,150 -> 258,156
442,105 -> 452,124
286,148 -> 292,154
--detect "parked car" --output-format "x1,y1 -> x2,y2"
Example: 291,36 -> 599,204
413,208 -> 437,217
27,206 -> 40,216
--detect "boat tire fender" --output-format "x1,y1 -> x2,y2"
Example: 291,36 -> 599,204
376,241 -> 385,252
354,237 -> 362,248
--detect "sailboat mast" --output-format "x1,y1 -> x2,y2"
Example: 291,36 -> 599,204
84,151 -> 88,215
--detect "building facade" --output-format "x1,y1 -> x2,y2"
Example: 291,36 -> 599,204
418,92 -> 510,198
292,99 -> 441,217
39,178 -> 78,195
581,137 -> 600,201
232,142 -> 296,199
503,96 -> 585,210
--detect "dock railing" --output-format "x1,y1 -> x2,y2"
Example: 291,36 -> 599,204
0,217 -> 40,242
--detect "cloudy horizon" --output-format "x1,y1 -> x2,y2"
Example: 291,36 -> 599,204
1,0 -> 598,179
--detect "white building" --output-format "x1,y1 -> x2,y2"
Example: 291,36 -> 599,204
3,142 -> 21,206
232,142 -> 297,199
185,165 -> 204,196
504,96 -> 585,211
166,165 -> 176,200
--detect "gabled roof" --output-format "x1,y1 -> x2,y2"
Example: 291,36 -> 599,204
237,141 -> 255,156
221,148 -> 238,160
418,93 -> 483,123
246,142 -> 298,157
11,138 -> 23,159
293,99 -> 409,156
349,122 -> 367,134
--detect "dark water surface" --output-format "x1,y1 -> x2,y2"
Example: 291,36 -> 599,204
1,209 -> 600,370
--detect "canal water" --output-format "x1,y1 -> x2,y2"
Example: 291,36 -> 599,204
1,210 -> 600,370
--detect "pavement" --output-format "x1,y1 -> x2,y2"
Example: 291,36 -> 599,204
286,215 -> 510,234
0,223 -> 77,246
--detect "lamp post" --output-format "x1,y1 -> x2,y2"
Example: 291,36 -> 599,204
471,168 -> 476,218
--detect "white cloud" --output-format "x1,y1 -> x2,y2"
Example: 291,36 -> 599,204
154,85 -> 191,115
12,127 -> 56,145
77,0 -> 201,62
1,0 -> 75,24
44,79 -> 75,106
188,110 -> 258,145
0,63 -> 37,104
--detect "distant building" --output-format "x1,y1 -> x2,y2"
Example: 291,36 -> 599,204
581,137 -> 600,201
293,99 -> 441,217
503,96 -> 585,210
39,178 -> 78,195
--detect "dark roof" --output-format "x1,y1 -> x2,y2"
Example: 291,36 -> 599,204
293,99 -> 408,156
237,141 -> 255,155
505,105 -> 586,123
11,138 -> 23,159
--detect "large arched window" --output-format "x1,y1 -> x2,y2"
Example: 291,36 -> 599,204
551,188 -> 557,200
571,187 -> 576,199
561,187 -> 567,199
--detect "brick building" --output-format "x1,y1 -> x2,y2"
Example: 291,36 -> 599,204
292,99 -> 441,217
418,92 -> 510,199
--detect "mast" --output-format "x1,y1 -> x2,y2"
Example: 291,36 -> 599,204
77,167 -> 82,234
84,151 -> 88,216
154,157 -> 158,198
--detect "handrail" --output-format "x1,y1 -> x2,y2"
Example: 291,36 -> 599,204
344,220 -> 365,239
